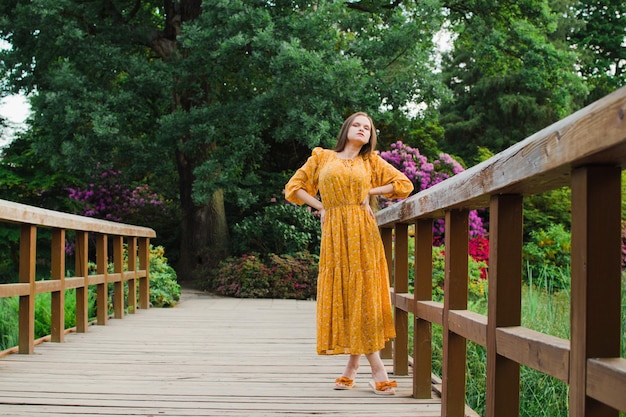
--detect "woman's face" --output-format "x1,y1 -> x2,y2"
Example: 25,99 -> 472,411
346,115 -> 371,146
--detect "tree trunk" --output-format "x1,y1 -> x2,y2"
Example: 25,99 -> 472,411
176,149 -> 230,283
150,0 -> 230,283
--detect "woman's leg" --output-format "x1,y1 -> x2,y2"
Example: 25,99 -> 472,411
365,351 -> 397,394
335,354 -> 360,388
365,351 -> 389,382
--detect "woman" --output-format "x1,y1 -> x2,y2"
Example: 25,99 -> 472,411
284,112 -> 413,395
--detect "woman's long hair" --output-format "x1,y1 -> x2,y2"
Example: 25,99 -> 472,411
334,112 -> 377,156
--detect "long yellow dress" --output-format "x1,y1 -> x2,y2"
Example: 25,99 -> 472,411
285,147 -> 413,355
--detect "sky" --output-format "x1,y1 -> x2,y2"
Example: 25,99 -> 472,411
0,94 -> 30,148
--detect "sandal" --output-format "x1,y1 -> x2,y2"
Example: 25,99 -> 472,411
334,376 -> 355,390
369,380 -> 397,395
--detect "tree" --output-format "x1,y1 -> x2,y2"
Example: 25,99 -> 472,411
0,0 -> 444,282
439,0 -> 588,165
569,0 -> 626,103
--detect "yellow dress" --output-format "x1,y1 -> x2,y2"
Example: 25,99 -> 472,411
285,147 -> 414,355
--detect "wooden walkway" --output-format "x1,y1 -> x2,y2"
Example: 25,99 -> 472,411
0,289 -> 442,416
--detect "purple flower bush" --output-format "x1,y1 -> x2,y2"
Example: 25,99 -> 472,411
379,141 -> 487,239
68,169 -> 165,223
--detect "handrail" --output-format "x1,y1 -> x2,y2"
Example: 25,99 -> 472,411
0,199 -> 155,355
377,86 -> 626,416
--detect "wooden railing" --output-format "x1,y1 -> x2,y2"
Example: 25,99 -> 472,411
378,86 -> 626,417
0,199 -> 155,355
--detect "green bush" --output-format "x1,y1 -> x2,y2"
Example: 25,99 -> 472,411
207,252 -> 318,300
430,245 -> 488,303
231,203 -> 321,256
522,223 -> 571,291
148,245 -> 180,308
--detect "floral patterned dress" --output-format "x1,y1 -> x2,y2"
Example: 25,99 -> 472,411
285,147 -> 413,355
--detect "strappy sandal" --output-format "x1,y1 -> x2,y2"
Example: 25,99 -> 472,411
334,376 -> 355,390
369,380 -> 397,395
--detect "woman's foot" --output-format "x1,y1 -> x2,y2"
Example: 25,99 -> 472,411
369,380 -> 397,395
334,376 -> 355,390
334,354 -> 360,390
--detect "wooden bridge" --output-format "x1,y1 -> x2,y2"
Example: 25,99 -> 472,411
1,86 -> 626,416
0,290 -> 444,416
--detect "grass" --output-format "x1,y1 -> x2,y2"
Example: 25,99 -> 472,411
415,265 -> 625,417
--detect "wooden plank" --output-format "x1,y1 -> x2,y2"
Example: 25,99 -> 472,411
394,222 -> 410,375
586,358 -> 626,412
486,194 -> 523,417
441,209 -> 469,417
496,327 -> 569,382
0,198 -> 155,237
569,166 -> 622,417
447,310 -> 487,346
75,231 -> 89,334
0,282 -> 29,298
18,224 -> 36,354
50,228 -> 65,343
96,234 -> 108,326
0,290 -> 443,416
413,219 -> 434,398
380,227 -> 393,360
376,86 -> 626,226
416,301 -> 444,326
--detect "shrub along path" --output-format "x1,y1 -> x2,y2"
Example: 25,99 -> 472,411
0,289 -> 442,416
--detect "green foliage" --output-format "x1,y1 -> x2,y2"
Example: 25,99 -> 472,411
440,0 -> 588,164
522,224 -> 571,291
206,252 -> 318,300
148,246 -> 181,308
430,245 -> 488,303
568,0 -> 626,104
231,203 -> 321,256
0,245 -> 179,351
523,187 -> 572,240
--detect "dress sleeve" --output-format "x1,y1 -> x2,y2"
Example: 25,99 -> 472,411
369,153 -> 414,199
284,147 -> 323,205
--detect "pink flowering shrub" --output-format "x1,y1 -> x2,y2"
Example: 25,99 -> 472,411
208,252 -> 318,300
379,141 -> 487,239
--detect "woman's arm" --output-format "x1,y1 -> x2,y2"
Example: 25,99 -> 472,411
294,189 -> 326,224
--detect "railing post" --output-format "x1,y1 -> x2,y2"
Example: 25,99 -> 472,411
441,209 -> 469,417
51,228 -> 66,342
96,234 -> 108,325
413,218 -> 433,398
75,231 -> 89,333
138,237 -> 150,310
380,227 -> 393,359
394,222 -> 409,376
18,224 -> 36,354
112,236 -> 124,319
486,194 -> 523,417
570,165 -> 622,417
127,237 -> 137,314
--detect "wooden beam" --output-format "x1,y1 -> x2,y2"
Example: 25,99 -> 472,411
413,218 -> 434,398
394,223 -> 409,376
75,231 -> 89,333
18,224 -> 36,354
376,86 -> 626,227
486,194 -> 523,417
380,227 -> 393,360
496,326 -> 569,382
441,209 -> 469,417
569,165 -> 622,417
50,228 -> 65,343
112,236 -> 124,320
96,234 -> 108,325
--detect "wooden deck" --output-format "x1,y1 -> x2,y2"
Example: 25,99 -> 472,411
0,289 -> 442,416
